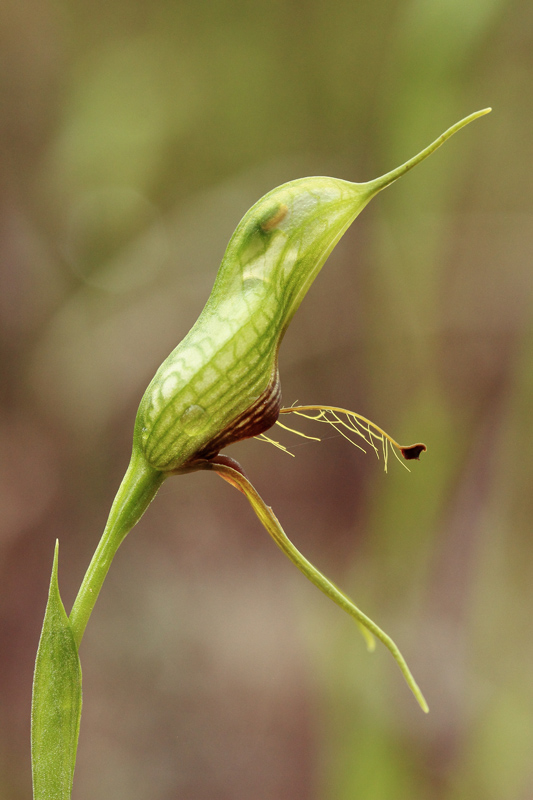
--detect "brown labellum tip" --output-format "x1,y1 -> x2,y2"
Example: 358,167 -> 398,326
400,443 -> 427,461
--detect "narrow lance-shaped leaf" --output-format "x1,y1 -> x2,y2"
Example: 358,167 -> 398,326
32,542 -> 82,800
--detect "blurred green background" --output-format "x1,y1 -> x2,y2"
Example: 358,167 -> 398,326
1,0 -> 532,798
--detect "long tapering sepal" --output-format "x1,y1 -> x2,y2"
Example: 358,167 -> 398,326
207,458 -> 429,713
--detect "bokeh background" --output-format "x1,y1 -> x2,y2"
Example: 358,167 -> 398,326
1,1 -> 532,798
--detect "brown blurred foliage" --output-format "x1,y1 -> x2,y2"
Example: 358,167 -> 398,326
1,0 -> 533,798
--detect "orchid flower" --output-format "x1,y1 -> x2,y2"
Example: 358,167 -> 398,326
31,108 -> 491,799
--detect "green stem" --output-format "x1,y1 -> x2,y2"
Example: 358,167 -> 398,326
69,450 -> 165,649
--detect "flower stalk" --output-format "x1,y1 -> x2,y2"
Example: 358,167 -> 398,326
69,452 -> 165,648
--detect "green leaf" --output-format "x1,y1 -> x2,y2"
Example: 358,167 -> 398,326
32,541 -> 82,800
